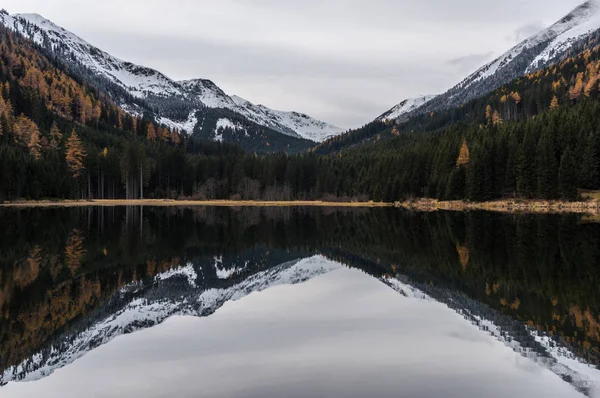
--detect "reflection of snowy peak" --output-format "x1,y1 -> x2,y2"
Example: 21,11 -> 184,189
382,274 -> 600,397
0,256 -> 341,385
0,12 -> 342,142
380,1 -> 600,122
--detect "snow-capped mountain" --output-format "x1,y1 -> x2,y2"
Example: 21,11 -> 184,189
0,11 -> 343,143
376,95 -> 436,122
381,0 -> 600,122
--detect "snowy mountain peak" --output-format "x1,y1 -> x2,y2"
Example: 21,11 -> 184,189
380,1 -> 600,123
0,12 -> 343,143
377,95 -> 436,122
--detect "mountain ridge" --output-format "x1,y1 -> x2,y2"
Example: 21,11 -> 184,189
0,11 -> 343,143
379,0 -> 600,123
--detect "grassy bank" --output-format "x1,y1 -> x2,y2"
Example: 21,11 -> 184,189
3,197 -> 600,214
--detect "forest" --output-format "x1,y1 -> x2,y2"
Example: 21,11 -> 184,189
1,24 -> 600,202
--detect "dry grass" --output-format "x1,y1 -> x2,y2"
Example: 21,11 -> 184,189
0,199 -> 394,208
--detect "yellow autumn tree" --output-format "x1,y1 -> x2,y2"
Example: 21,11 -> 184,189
492,110 -> 503,126
28,129 -> 41,160
485,105 -> 493,123
13,114 -> 39,146
585,74 -> 598,97
569,72 -> 584,100
550,96 -> 559,110
159,127 -> 170,142
65,130 -> 87,178
456,137 -> 470,168
171,130 -> 181,145
511,91 -> 521,104
147,124 -> 157,142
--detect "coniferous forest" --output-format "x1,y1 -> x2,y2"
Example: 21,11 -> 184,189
2,23 -> 600,202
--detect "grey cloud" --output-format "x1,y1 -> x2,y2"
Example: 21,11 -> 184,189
511,22 -> 547,43
447,52 -> 494,73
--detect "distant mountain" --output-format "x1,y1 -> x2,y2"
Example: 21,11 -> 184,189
0,12 -> 343,143
380,0 -> 600,122
376,95 -> 436,122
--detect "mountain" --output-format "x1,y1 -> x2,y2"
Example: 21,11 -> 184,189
0,11 -> 343,143
380,0 -> 600,122
376,95 -> 436,122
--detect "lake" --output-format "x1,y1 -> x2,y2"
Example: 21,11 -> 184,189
1,207 -> 600,397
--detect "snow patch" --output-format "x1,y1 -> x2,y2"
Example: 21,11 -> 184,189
214,118 -> 246,142
377,95 -> 437,122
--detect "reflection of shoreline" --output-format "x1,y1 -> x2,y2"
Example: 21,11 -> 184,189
0,200 -> 394,208
395,198 -> 600,215
4,198 -> 600,215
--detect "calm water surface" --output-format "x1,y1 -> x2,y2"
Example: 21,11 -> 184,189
1,207 -> 600,397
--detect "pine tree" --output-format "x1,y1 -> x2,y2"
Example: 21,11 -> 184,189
65,130 -> 87,178
517,127 -> 537,198
581,132 -> 600,189
559,147 -> 578,201
536,133 -> 558,199
446,167 -> 466,200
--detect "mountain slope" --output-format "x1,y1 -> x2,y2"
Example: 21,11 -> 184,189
380,0 -> 600,122
376,95 -> 436,122
0,11 -> 343,143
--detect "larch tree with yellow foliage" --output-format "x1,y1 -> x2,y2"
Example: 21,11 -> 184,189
28,129 -> 41,160
492,110 -> 503,126
147,124 -> 157,142
65,130 -> 87,179
456,137 -> 470,168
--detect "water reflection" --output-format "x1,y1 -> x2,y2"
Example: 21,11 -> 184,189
1,207 -> 600,396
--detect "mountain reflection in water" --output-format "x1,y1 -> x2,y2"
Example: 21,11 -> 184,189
1,207 -> 600,397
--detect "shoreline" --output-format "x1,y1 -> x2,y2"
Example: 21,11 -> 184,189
394,198 -> 600,215
0,199 -> 394,208
1,198 -> 600,214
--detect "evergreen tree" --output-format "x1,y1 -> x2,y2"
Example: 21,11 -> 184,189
581,132 -> 600,189
536,133 -> 558,199
559,147 -> 578,201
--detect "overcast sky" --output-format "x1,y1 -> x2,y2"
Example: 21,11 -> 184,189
0,0 -> 587,128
